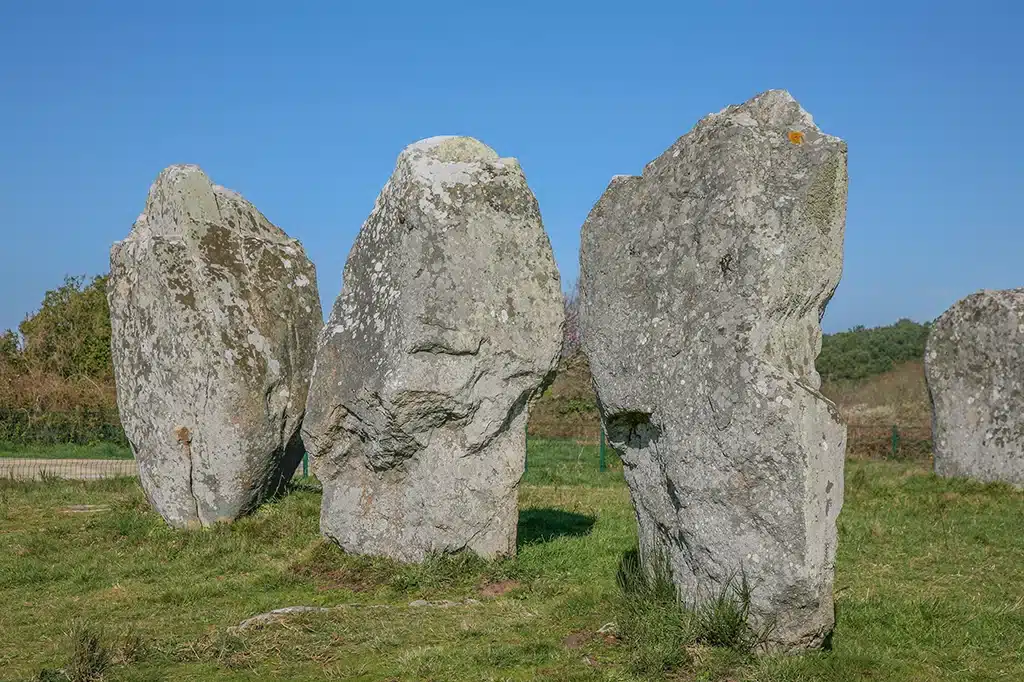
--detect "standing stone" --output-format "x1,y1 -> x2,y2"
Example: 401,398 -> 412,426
108,165 -> 323,528
925,288 -> 1024,487
579,90 -> 848,651
303,136 -> 563,563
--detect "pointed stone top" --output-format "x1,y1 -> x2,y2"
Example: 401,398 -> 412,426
636,89 -> 842,179
127,164 -> 285,243
707,88 -> 817,131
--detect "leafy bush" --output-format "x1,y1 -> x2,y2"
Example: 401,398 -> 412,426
0,330 -> 20,367
0,406 -> 126,446
17,274 -> 112,380
817,318 -> 931,381
0,274 -> 123,445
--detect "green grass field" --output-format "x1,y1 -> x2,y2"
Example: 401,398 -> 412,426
1,439 -> 1022,681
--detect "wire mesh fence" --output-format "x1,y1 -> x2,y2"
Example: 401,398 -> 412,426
0,422 -> 933,483
847,423 -> 932,459
1,457 -> 138,481
524,425 -> 615,474
0,454 -> 317,482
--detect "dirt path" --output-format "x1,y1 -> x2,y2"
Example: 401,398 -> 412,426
0,458 -> 138,480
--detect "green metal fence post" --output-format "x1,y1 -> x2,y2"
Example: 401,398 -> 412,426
599,425 -> 607,472
891,425 -> 900,458
302,452 -> 309,478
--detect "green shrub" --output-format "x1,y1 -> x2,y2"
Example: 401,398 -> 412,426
0,406 -> 126,446
16,275 -> 112,380
0,274 -> 124,446
817,318 -> 931,381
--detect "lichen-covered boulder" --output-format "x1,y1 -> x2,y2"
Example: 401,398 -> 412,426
303,136 -> 563,563
926,288 -> 1024,487
579,90 -> 848,651
108,165 -> 323,528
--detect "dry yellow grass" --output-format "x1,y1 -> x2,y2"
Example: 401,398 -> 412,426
527,355 -> 934,459
823,360 -> 930,427
822,361 -> 931,459
0,365 -> 124,445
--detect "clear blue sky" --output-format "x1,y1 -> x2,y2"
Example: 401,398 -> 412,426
1,1 -> 1020,334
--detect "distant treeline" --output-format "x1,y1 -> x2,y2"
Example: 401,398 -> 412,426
817,319 -> 931,382
0,273 -> 932,445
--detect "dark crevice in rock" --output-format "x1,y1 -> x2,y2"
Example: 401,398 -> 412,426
605,411 -> 661,451
174,424 -> 199,525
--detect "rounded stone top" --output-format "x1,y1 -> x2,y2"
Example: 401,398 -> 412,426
402,136 -> 500,164
926,287 -> 1024,376
155,163 -> 208,183
952,287 -> 1024,311
932,288 -> 1024,334
394,137 -> 519,197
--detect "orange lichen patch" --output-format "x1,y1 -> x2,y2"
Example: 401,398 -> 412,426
788,130 -> 805,145
174,425 -> 191,444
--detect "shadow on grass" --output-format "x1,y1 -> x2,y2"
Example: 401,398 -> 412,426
283,477 -> 322,494
517,508 -> 595,547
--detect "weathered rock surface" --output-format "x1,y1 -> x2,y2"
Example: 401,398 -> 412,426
926,288 -> 1024,487
108,165 -> 323,528
579,90 -> 848,651
303,136 -> 563,563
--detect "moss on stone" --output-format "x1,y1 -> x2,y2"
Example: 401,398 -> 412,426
804,153 -> 846,236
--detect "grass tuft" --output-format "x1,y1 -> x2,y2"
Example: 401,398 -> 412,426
615,548 -> 696,675
65,621 -> 111,682
615,549 -> 776,676
693,568 -> 773,654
